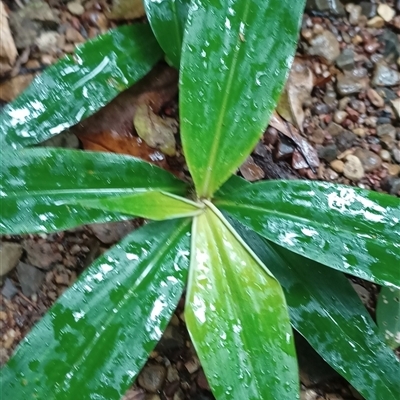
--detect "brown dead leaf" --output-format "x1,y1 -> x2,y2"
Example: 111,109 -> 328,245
0,74 -> 33,102
269,111 -> 320,169
276,59 -> 314,132
106,0 -> 145,20
79,130 -> 170,170
0,2 -> 18,76
239,156 -> 265,181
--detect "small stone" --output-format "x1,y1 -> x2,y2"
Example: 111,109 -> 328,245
333,110 -> 347,124
0,242 -> 23,277
354,148 -> 382,172
65,27 -> 85,43
330,159 -> 345,174
306,0 -> 345,16
16,262 -> 45,297
353,128 -> 366,137
55,272 -> 70,286
308,31 -> 340,64
372,63 -> 400,87
318,144 -> 338,162
40,54 -> 55,65
1,278 -> 18,299
138,365 -> 166,393
377,124 -> 396,138
382,177 -> 400,195
239,156 -> 265,181
23,240 -> 63,270
35,31 -> 60,54
89,220 -> 138,244
346,4 -> 362,25
392,148 -> 400,164
343,155 -> 364,181
185,356 -> 201,374
391,98 -> 400,119
327,122 -> 344,137
274,138 -> 295,160
335,49 -> 355,71
156,325 -> 184,360
67,2 -> 85,16
380,134 -> 396,150
380,149 -> 392,162
301,389 -> 319,400
388,164 -> 400,176
367,16 -> 385,28
335,130 -> 356,151
367,88 -> 385,108
309,128 -> 325,144
166,366 -> 179,382
264,126 -> 278,146
377,4 -> 395,22
336,71 -> 368,96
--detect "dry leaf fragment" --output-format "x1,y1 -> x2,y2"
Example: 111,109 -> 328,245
0,2 -> 18,76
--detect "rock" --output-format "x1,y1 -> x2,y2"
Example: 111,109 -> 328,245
330,159 -> 345,174
377,124 -> 396,138
264,126 -> 278,146
35,31 -> 60,54
343,155 -> 364,181
333,110 -> 347,124
312,103 -> 331,115
1,278 -> 18,299
65,27 -> 85,43
335,130 -> 356,151
382,177 -> 400,195
318,144 -> 338,162
156,325 -> 184,360
274,137 -> 295,160
380,149 -> 392,162
360,1 -> 377,18
89,220 -> 138,244
367,88 -> 385,108
346,4 -> 362,25
308,31 -> 340,64
353,128 -> 366,138
388,164 -> 400,176
327,122 -> 344,137
377,4 -> 396,22
367,16 -> 385,28
372,63 -> 400,87
185,356 -> 201,374
392,148 -> 400,164
0,74 -> 34,102
138,364 -> 167,393
391,98 -> 400,119
380,134 -> 396,150
0,242 -> 23,277
306,0 -> 345,15
336,70 -> 368,96
239,156 -> 265,181
67,2 -> 85,16
354,148 -> 382,172
16,262 -> 45,297
335,49 -> 355,71
22,239 -> 63,270
309,127 -> 325,144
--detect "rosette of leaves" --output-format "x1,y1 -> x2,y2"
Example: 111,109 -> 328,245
1,1 -> 399,399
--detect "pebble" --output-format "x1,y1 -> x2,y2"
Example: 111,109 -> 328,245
392,148 -> 400,164
137,365 -> 167,393
380,149 -> 392,162
239,156 -> 265,181
333,110 -> 347,124
308,31 -> 340,64
318,144 -> 338,162
367,16 -> 385,28
67,1 -> 85,16
377,124 -> 396,138
16,262 -> 45,297
388,164 -> 400,176
366,88 -> 385,108
336,70 -> 368,96
353,128 -> 366,137
343,155 -> 364,181
372,63 -> 400,87
354,148 -> 382,172
383,177 -> 400,195
335,130 -> 356,151
346,4 -> 363,25
335,49 -> 355,71
301,389 -> 319,400
377,4 -> 396,22
330,159 -> 345,173
35,31 -> 60,54
380,134 -> 396,150
1,278 -> 18,299
0,242 -> 23,277
65,27 -> 85,43
391,98 -> 400,119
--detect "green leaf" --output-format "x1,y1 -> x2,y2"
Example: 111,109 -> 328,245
215,178 -> 400,288
180,0 -> 305,198
186,205 -> 298,400
75,191 -> 203,220
230,219 -> 400,400
144,0 -> 190,68
1,148 -> 187,234
377,286 -> 400,349
1,219 -> 191,400
0,24 -> 162,149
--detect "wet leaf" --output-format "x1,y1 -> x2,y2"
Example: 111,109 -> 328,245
269,111 -> 319,169
107,0 -> 145,20
134,102 -> 178,156
186,207 -> 298,400
144,0 -> 190,68
0,148 -> 187,234
79,131 -> 171,170
0,24 -> 162,149
180,0 -> 306,197
215,177 -> 400,288
2,219 -> 191,400
230,219 -> 400,400
276,59 -> 314,132
377,286 -> 400,349
75,191 -> 203,220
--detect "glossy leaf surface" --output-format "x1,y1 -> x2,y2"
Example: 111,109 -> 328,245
0,25 -> 162,149
144,0 -> 190,68
186,207 -> 298,400
215,178 -> 400,288
75,191 -> 203,220
230,219 -> 400,400
377,286 -> 400,349
1,148 -> 187,234
2,219 -> 191,400
180,0 -> 305,197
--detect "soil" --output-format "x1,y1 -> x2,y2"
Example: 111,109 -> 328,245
1,1 -> 399,399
